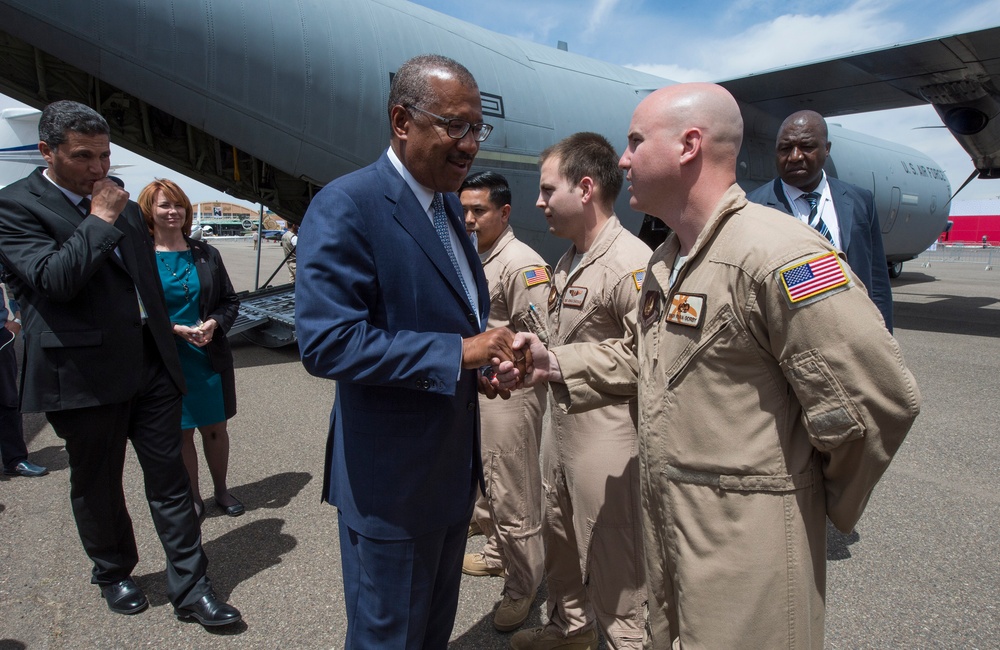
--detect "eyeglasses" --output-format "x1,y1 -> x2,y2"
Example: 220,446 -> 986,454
406,105 -> 494,142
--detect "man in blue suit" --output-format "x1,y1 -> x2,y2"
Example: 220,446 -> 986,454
746,110 -> 893,331
296,54 -> 523,648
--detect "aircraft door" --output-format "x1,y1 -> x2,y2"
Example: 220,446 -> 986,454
883,186 -> 902,234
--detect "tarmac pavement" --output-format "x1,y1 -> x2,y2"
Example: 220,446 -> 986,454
1,243 -> 997,649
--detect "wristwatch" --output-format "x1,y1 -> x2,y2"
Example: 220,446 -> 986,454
12,318 -> 21,324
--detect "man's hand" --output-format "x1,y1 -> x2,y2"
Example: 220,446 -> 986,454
496,332 -> 561,390
477,373 -> 511,400
89,177 -> 130,225
462,327 -> 532,377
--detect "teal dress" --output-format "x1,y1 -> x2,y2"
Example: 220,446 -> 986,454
156,249 -> 226,429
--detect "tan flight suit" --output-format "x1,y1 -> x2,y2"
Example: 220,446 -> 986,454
543,216 -> 651,649
553,186 -> 921,649
472,225 -> 551,600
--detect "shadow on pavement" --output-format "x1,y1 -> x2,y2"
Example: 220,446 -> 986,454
827,519 -> 860,561
221,471 -> 312,513
138,518 -> 297,610
893,294 -> 1000,338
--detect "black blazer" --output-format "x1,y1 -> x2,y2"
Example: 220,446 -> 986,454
187,236 -> 239,419
745,177 -> 894,331
0,168 -> 185,412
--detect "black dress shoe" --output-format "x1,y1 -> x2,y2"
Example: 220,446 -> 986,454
3,460 -> 48,477
101,578 -> 148,615
174,591 -> 242,627
218,496 -> 245,517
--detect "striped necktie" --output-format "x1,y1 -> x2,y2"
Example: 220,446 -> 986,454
432,192 -> 475,310
802,192 -> 834,245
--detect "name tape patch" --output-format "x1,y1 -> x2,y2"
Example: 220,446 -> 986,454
665,293 -> 705,328
562,286 -> 588,308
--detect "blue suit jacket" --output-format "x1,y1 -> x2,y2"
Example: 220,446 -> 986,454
296,152 -> 488,540
746,177 -> 894,331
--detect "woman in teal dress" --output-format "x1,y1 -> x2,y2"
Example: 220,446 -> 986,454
139,179 -> 243,519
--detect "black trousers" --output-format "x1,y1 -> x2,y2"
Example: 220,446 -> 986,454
0,327 -> 28,469
46,328 -> 210,608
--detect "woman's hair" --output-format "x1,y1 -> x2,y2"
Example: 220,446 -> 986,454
137,178 -> 194,236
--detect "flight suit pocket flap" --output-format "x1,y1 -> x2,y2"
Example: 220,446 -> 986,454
39,330 -> 103,348
782,348 -> 864,451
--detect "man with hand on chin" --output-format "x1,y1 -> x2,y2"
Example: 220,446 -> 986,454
0,100 -> 240,627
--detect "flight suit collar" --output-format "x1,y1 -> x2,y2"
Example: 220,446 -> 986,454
479,224 -> 515,265
553,215 -> 624,292
648,184 -> 746,296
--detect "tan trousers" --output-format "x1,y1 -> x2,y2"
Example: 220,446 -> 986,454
472,382 -> 547,599
540,400 -> 646,649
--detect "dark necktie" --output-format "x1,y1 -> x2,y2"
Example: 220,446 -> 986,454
432,192 -> 475,310
802,192 -> 834,245
78,197 -> 91,215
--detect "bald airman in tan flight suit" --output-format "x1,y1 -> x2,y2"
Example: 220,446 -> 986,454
510,133 -> 651,650
502,84 -> 920,650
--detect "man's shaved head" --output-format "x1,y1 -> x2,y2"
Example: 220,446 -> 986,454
657,82 -> 743,158
619,82 -> 743,230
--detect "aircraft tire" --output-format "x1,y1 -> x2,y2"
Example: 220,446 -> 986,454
888,261 -> 903,278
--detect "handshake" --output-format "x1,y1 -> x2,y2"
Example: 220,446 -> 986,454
461,329 -> 558,399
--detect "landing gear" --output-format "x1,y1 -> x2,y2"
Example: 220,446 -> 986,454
888,261 -> 903,278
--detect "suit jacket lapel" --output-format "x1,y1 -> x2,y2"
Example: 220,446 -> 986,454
32,170 -> 130,272
828,179 -> 854,252
380,157 -> 475,312
32,171 -> 87,230
771,178 -> 793,214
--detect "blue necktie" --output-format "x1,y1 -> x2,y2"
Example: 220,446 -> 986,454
803,192 -> 834,245
432,193 -> 475,310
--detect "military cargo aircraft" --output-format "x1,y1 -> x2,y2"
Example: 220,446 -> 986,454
0,0 -> 997,345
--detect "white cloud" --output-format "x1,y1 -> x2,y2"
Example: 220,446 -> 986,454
584,0 -> 622,38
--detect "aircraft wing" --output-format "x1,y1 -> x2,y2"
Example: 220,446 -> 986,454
719,25 -> 1000,178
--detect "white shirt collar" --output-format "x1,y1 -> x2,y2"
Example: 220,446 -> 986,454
387,147 -> 435,215
42,168 -> 88,206
781,171 -> 829,207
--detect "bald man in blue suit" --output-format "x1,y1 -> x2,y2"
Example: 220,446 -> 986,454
747,110 -> 893,331
296,54 -> 523,649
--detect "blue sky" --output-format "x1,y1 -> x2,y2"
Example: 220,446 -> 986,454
2,0 -> 997,203
412,0 -> 1000,200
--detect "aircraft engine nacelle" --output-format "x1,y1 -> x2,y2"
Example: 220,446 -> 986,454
922,78 -> 1000,179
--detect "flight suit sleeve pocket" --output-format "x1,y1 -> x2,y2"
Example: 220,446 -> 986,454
39,330 -> 103,348
781,348 -> 865,451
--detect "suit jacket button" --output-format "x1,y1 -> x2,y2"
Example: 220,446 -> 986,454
467,313 -> 477,325
467,401 -> 475,411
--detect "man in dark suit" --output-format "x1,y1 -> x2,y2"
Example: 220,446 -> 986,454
0,101 -> 239,627
296,54 -> 522,648
746,110 -> 894,330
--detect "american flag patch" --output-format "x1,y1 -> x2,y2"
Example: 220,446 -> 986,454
779,252 -> 849,303
632,269 -> 646,291
523,266 -> 550,287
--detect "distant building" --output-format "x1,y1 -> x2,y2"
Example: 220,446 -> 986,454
192,201 -> 281,236
940,199 -> 1000,245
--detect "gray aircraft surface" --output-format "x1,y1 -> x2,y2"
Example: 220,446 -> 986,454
0,0 -> 997,344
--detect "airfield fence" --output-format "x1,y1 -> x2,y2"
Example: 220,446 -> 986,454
916,245 -> 998,267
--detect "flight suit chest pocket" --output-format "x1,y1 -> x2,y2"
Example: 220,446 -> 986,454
663,304 -> 736,388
